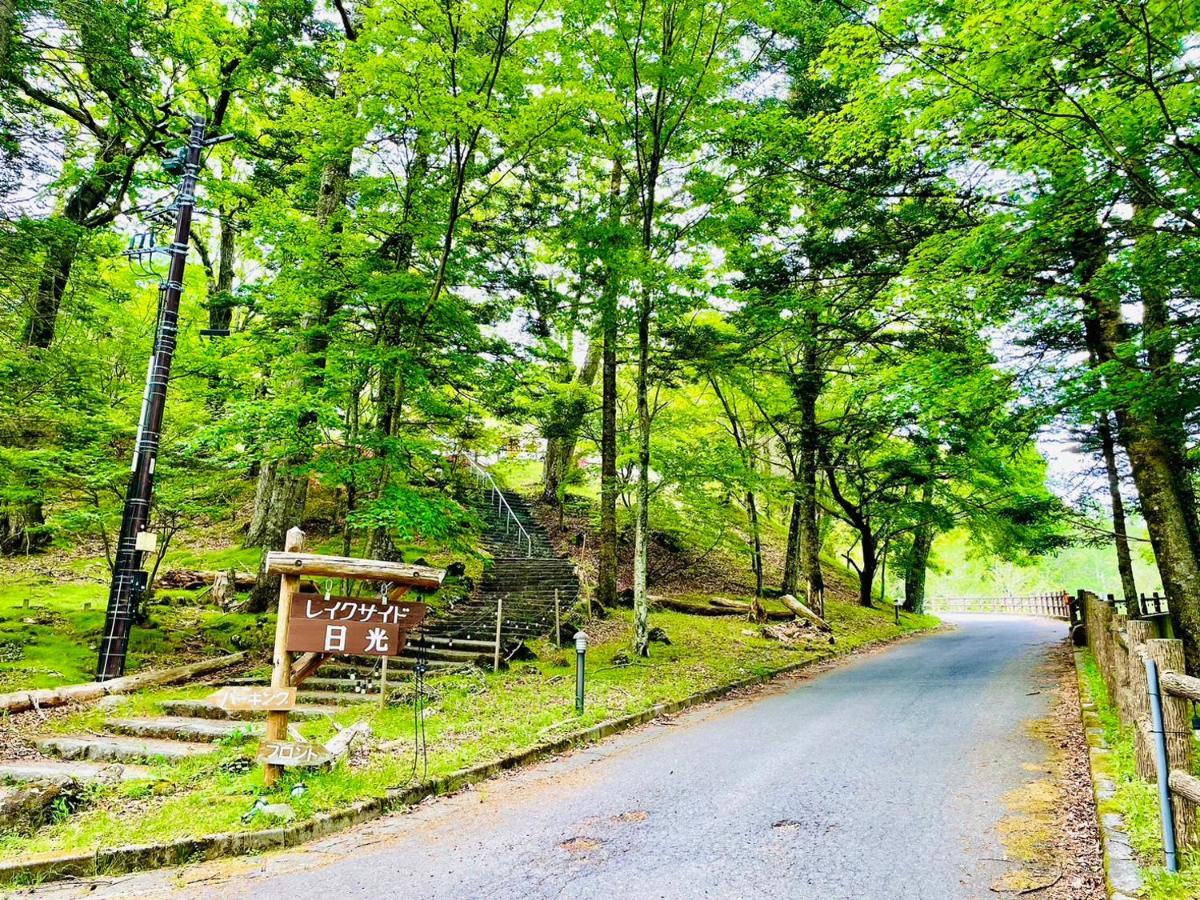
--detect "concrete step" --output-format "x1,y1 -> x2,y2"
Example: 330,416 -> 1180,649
401,646 -> 489,662
35,735 -> 212,763
105,716 -> 265,743
411,635 -> 497,652
159,700 -> 339,722
296,689 -> 381,705
0,760 -> 152,784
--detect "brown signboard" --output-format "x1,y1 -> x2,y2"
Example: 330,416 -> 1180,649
290,593 -> 427,629
257,739 -> 333,768
207,686 -> 296,712
287,618 -> 407,656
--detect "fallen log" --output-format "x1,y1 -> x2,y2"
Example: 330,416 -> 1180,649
653,596 -> 791,620
0,652 -> 247,715
156,569 -> 256,590
780,594 -> 832,632
653,596 -> 731,617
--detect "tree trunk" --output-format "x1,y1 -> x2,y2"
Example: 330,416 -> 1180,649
857,533 -> 877,607
596,161 -> 622,611
208,212 -> 236,333
541,438 -> 562,503
246,468 -> 308,613
795,324 -> 825,617
1096,411 -> 1138,607
903,483 -> 935,613
0,502 -> 47,554
549,340 -> 602,501
24,158 -> 121,348
782,486 -> 802,596
632,279 -> 651,657
1075,225 -> 1200,667
245,154 -> 351,590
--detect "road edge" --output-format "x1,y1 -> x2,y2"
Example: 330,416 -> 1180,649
1073,647 -> 1144,899
3,625 -> 938,887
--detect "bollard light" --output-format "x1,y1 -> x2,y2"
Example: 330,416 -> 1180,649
574,631 -> 588,714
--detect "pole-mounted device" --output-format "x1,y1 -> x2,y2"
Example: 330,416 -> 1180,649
96,116 -> 228,681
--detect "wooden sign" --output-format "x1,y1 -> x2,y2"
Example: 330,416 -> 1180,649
207,685 -> 296,712
257,739 -> 333,768
291,593 -> 427,629
287,618 -> 407,656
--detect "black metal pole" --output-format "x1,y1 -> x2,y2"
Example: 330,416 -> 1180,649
96,117 -> 207,681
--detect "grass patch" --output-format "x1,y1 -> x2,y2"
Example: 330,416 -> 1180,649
1078,650 -> 1200,899
0,578 -> 273,690
0,601 -> 936,870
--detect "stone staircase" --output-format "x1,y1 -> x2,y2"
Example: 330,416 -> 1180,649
1,474 -> 580,783
418,487 -> 580,650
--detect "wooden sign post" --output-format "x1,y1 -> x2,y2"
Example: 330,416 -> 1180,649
265,526 -> 305,787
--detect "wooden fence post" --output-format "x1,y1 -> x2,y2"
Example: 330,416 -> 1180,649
1126,619 -> 1158,780
493,595 -> 503,673
1146,639 -> 1196,848
265,526 -> 304,788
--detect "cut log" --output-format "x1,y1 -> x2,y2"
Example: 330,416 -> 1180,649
0,652 -> 247,715
747,597 -> 768,624
266,552 -> 445,589
780,594 -> 832,632
211,570 -> 236,608
324,720 -> 372,760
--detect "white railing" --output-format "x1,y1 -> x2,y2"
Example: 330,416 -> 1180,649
457,453 -> 533,558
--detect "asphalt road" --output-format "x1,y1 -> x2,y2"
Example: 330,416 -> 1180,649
30,614 -> 1067,900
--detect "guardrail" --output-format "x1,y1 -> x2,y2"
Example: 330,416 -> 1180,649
457,453 -> 533,558
925,592 -> 1070,619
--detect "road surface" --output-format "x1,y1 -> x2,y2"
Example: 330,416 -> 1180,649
29,615 -> 1068,900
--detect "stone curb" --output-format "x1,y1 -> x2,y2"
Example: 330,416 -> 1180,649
1072,648 -> 1144,900
1,626 -> 932,887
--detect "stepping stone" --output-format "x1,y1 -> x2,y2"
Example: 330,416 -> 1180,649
35,735 -> 212,763
105,716 -> 265,743
159,700 -> 339,722
0,760 -> 152,784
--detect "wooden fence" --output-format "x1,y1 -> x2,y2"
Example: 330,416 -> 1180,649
1079,589 -> 1198,852
925,592 -> 1070,619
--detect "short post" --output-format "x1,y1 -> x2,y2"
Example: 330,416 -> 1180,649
265,526 -> 304,788
379,656 -> 389,709
493,595 -> 503,673
555,588 -> 561,649
1146,656 -> 1180,872
574,630 -> 588,714
893,599 -> 901,625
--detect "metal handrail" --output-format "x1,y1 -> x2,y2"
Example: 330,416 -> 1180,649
457,453 -> 533,558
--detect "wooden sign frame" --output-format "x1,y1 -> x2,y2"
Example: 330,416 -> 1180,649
262,528 -> 447,785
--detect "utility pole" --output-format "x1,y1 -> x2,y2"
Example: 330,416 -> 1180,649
96,116 -> 218,681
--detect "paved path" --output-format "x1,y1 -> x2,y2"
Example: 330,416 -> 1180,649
27,615 -> 1067,900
